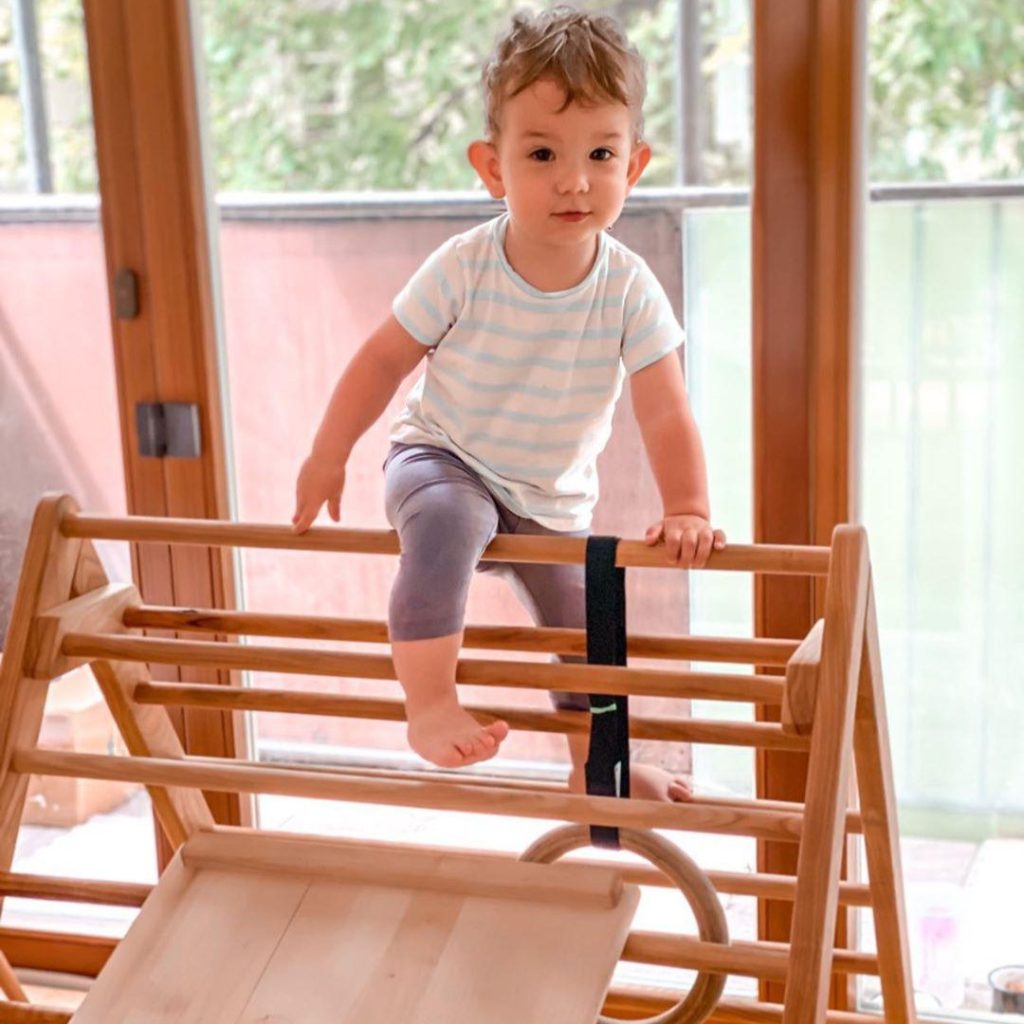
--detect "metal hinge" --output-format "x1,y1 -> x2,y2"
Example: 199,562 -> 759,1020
114,268 -> 140,319
135,402 -> 202,458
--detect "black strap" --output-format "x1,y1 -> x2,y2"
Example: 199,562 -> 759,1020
584,535 -> 630,849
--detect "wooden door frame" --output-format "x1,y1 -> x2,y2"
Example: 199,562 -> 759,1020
752,0 -> 866,1009
81,0 -> 247,832
5,1 -> 248,976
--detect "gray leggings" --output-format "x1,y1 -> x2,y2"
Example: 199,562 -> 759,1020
384,442 -> 589,712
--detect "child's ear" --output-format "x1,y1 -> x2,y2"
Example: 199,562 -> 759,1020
626,142 -> 652,190
468,140 -> 505,199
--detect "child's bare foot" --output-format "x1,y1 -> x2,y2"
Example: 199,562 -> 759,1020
629,763 -> 693,802
406,700 -> 509,768
568,762 -> 693,802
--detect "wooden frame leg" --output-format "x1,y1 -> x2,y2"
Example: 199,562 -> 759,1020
91,659 -> 214,848
783,528 -> 869,1024
852,578 -> 916,1022
0,496 -> 83,1004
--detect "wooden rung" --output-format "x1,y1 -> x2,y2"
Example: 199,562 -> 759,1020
605,988 -> 881,1023
181,830 -> 624,909
0,926 -> 114,977
0,1003 -> 73,1024
782,618 -> 824,736
15,749 -> 806,841
192,765 -> 859,836
62,513 -> 832,574
61,634 -> 786,702
0,870 -> 150,907
124,605 -> 800,666
623,931 -> 878,979
132,681 -> 811,750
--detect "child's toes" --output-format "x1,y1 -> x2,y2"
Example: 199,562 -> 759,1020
667,779 -> 692,802
486,719 -> 510,742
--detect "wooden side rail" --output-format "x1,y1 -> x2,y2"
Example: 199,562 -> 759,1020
60,512 -> 832,575
58,634 -> 786,703
124,605 -> 801,666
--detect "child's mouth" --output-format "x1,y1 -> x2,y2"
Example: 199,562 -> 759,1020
553,211 -> 589,222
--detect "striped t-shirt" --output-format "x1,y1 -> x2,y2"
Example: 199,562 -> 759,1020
390,212 -> 685,531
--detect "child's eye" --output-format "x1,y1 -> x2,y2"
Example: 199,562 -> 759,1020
529,148 -> 555,162
590,147 -> 615,161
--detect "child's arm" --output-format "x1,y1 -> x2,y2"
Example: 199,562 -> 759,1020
292,314 -> 428,532
629,352 -> 726,567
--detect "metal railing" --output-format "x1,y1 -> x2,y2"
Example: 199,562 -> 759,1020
2,180 -> 1023,224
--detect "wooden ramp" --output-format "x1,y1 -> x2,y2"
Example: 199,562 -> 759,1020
70,830 -> 638,1024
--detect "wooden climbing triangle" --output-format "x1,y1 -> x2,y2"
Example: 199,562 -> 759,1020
0,493 -> 916,1023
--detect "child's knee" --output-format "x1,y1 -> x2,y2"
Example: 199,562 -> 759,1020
400,498 -> 495,570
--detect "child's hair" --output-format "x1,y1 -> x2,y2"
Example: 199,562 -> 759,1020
482,6 -> 647,144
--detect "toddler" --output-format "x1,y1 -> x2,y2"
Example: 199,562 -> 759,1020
293,5 -> 725,803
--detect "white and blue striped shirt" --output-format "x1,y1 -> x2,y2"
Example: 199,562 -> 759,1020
390,213 -> 684,530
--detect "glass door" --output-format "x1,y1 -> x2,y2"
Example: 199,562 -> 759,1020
857,0 -> 1024,1015
0,0 -> 156,989
192,0 -> 756,1000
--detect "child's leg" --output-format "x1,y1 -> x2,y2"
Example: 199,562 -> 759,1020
495,518 -> 692,802
385,445 -> 509,768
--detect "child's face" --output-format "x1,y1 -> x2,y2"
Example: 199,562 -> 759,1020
469,79 -> 650,249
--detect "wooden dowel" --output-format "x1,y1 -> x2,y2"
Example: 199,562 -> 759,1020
194,762 -> 859,836
622,931 -> 878,979
700,870 -> 870,907
604,988 -> 881,1024
0,871 -> 150,908
203,756 -> 850,831
0,1003 -> 73,1024
62,634 -> 785,702
62,513 -> 832,575
15,749 -> 805,841
132,681 -> 810,750
124,605 -> 800,666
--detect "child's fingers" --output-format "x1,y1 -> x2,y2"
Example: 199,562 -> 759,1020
327,495 -> 341,521
644,521 -> 664,545
664,526 -> 683,563
692,529 -> 714,567
682,527 -> 700,565
713,529 -> 727,550
291,500 -> 317,534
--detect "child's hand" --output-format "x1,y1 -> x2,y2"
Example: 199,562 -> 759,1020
292,455 -> 346,533
644,514 -> 726,568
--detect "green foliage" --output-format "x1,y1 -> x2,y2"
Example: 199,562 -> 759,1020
0,0 -> 1021,194
869,0 -> 1024,180
197,0 -> 682,192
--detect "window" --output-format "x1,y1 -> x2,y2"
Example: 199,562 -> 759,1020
858,1 -> 1024,1014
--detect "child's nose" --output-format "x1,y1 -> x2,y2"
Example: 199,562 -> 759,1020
555,162 -> 589,194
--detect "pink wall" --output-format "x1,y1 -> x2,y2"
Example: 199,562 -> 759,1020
1,212 -> 692,769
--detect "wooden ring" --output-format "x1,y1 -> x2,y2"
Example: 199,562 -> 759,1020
520,825 -> 728,1024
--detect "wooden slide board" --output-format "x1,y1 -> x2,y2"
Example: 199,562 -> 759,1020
69,830 -> 640,1024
